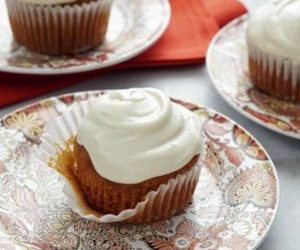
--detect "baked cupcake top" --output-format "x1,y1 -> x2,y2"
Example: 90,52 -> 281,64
248,0 -> 300,61
77,88 -> 202,184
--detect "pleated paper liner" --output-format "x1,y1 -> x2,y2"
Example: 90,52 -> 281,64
248,39 -> 300,103
5,0 -> 112,55
39,97 -> 206,224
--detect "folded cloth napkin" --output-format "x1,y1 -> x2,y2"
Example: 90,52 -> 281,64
0,0 -> 246,107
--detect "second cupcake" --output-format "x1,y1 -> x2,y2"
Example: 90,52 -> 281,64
5,0 -> 113,55
247,0 -> 300,103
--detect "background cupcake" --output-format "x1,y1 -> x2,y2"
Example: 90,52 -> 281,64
247,0 -> 300,103
5,0 -> 113,55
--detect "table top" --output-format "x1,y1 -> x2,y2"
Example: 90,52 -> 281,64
1,65 -> 299,250
1,1 -> 299,249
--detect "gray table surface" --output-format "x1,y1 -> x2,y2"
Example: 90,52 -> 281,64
1,1 -> 299,249
1,65 -> 299,250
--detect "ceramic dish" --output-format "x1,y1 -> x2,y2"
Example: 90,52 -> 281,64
0,90 -> 279,249
0,0 -> 170,75
207,15 -> 300,140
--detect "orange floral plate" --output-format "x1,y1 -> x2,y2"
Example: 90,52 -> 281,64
0,91 -> 279,249
0,0 -> 170,75
207,15 -> 300,140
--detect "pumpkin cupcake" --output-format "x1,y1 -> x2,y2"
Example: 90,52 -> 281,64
72,88 -> 203,222
5,0 -> 112,55
247,0 -> 300,103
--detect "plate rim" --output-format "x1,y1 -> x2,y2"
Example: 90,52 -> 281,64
0,0 -> 171,75
206,14 -> 300,141
0,89 -> 280,250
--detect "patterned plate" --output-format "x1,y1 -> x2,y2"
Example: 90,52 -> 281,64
207,15 -> 300,140
0,0 -> 170,75
0,91 -> 279,249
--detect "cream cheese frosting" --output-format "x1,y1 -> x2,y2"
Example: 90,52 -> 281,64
18,0 -> 79,5
248,0 -> 300,61
77,88 -> 202,184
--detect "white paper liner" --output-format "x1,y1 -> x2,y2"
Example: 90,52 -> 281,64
247,38 -> 300,102
39,98 -> 205,223
5,0 -> 112,54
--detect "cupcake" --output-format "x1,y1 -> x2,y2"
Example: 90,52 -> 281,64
70,88 -> 203,222
247,0 -> 300,103
5,0 -> 112,55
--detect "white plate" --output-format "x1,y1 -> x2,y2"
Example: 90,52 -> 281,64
0,90 -> 279,249
0,0 -> 170,75
207,15 -> 300,140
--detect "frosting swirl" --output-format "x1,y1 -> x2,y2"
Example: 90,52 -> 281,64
77,88 -> 202,184
248,0 -> 300,61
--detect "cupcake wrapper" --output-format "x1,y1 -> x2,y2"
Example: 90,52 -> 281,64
39,98 -> 205,223
247,39 -> 300,103
5,0 -> 112,55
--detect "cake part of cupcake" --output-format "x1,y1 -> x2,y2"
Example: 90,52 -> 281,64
5,0 -> 112,55
72,88 -> 203,220
247,0 -> 300,102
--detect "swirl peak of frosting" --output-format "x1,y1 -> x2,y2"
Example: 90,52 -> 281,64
248,0 -> 300,61
77,88 -> 202,184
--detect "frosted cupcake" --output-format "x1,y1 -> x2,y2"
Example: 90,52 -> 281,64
247,0 -> 300,103
71,88 -> 203,222
5,0 -> 112,55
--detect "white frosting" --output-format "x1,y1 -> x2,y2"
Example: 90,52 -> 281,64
18,0 -> 79,5
248,0 -> 300,61
77,88 -> 202,184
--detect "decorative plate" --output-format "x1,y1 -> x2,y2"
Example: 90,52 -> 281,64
0,91 -> 279,249
207,15 -> 300,140
0,0 -> 170,75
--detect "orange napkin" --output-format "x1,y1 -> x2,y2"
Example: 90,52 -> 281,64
0,0 -> 246,107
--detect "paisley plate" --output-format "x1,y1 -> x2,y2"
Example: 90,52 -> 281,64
0,0 -> 170,75
207,15 -> 300,140
0,91 -> 279,249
